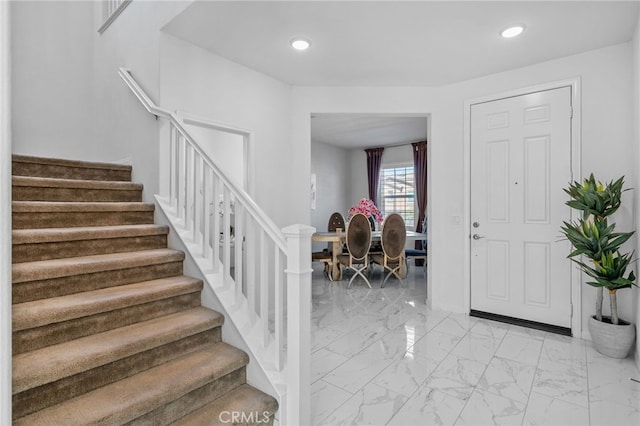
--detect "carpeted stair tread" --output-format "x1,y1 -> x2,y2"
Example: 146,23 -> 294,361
13,276 -> 203,331
13,342 -> 248,426
12,175 -> 142,191
173,384 -> 279,426
12,200 -> 154,212
13,307 -> 224,394
12,248 -> 184,284
12,154 -> 132,181
13,224 -> 169,245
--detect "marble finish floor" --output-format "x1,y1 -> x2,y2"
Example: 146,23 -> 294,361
310,264 -> 640,426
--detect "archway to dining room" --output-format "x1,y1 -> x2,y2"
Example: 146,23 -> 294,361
309,112 -> 431,282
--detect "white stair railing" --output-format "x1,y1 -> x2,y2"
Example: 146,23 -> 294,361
118,68 -> 312,426
98,0 -> 132,34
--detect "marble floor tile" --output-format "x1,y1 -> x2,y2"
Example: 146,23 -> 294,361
531,366 -> 589,407
537,335 -> 587,377
477,356 -> 536,404
324,321 -> 394,357
409,330 -> 462,362
450,331 -> 503,364
522,392 -> 590,426
455,388 -> 526,426
590,399 -> 640,426
309,266 -> 640,426
311,348 -> 350,383
362,328 -> 419,360
311,324 -> 350,353
311,380 -> 353,426
387,386 -> 467,426
469,319 -> 510,340
322,350 -> 395,393
423,353 -> 487,400
506,324 -> 548,341
371,353 -> 438,397
431,313 -> 478,338
318,383 -> 407,426
494,332 -> 543,366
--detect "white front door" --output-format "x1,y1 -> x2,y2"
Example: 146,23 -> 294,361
470,87 -> 573,328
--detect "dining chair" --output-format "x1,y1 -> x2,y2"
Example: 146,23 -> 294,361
338,213 -> 372,288
312,212 -> 347,279
372,213 -> 407,287
405,215 -> 427,271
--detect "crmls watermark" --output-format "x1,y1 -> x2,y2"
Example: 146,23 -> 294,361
218,410 -> 271,424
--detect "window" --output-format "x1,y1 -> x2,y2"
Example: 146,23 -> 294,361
379,165 -> 415,227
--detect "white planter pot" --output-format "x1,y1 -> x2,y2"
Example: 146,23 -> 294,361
588,315 -> 636,358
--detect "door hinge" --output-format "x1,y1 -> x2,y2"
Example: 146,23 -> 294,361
569,106 -> 574,119
570,303 -> 574,317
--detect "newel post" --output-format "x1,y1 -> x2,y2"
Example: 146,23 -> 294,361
282,224 -> 315,426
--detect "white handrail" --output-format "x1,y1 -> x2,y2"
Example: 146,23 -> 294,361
118,68 -> 287,252
118,67 -> 311,426
98,0 -> 132,34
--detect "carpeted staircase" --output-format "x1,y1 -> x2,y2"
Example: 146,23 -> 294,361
11,155 -> 278,425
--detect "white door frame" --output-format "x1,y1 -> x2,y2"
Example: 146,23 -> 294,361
463,78 -> 582,337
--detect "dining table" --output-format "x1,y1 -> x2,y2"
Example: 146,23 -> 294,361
312,230 -> 427,281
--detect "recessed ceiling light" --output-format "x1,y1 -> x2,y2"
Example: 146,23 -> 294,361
501,25 -> 525,38
290,37 -> 311,51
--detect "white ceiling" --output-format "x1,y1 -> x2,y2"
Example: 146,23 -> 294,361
310,115 -> 428,149
162,1 -> 639,148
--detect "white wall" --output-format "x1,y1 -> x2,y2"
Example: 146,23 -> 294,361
159,34 -> 294,226
292,43 -> 635,338
11,0 -> 192,203
632,11 -> 640,369
310,141 -> 350,251
11,1 -> 96,160
185,124 -> 245,188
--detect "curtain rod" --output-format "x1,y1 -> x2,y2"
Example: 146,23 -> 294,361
366,139 -> 427,150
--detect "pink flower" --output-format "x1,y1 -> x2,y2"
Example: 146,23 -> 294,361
348,198 -> 384,223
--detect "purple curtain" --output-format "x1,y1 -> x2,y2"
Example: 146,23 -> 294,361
412,141 -> 428,257
365,147 -> 384,205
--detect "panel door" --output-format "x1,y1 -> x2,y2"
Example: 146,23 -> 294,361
470,87 -> 573,328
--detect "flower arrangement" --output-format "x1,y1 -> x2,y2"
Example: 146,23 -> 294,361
348,198 -> 384,223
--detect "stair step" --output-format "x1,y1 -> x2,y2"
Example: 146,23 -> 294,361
13,276 -> 204,354
14,342 -> 249,425
13,307 -> 224,395
12,154 -> 132,182
13,249 -> 185,303
12,224 -> 169,263
173,384 -> 279,426
12,201 -> 155,229
12,176 -> 143,202
13,276 -> 203,332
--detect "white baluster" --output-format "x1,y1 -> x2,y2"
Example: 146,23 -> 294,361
234,202 -> 244,303
212,177 -> 220,273
273,248 -> 284,371
169,125 -> 177,209
202,165 -> 211,260
222,186 -> 231,283
177,135 -> 185,223
193,155 -> 201,243
246,218 -> 256,321
260,231 -> 269,347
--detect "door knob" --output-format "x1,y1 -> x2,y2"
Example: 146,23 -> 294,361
473,222 -> 480,228
472,234 -> 485,240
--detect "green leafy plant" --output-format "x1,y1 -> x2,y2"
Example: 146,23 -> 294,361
560,174 -> 636,325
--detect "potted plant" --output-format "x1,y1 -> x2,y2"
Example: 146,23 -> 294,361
560,174 -> 637,358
